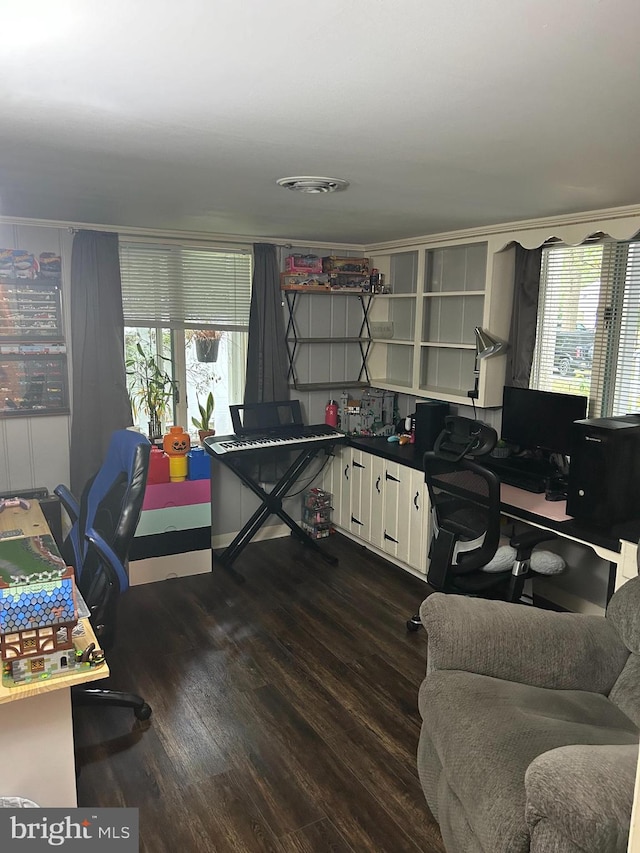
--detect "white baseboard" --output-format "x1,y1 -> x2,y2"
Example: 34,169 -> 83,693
128,549 -> 211,585
211,523 -> 289,550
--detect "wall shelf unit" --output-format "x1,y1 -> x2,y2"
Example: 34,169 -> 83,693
283,289 -> 374,391
367,241 -> 515,407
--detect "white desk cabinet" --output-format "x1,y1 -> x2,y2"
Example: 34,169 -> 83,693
325,445 -> 428,576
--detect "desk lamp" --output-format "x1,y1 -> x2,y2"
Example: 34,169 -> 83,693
468,327 -> 506,401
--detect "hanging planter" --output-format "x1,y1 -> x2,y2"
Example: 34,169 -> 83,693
195,337 -> 220,363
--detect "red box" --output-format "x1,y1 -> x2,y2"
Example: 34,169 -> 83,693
285,254 -> 323,274
142,479 -> 210,510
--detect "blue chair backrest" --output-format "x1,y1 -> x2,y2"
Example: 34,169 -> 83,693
70,430 -> 150,592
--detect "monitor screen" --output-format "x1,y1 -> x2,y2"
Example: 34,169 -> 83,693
501,387 -> 587,455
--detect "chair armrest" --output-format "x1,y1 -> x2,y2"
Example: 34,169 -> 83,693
420,593 -> 629,692
526,744 -> 638,853
53,484 -> 80,525
85,528 -> 129,593
510,528 -> 557,557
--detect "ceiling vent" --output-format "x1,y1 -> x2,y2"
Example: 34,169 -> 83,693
276,176 -> 349,194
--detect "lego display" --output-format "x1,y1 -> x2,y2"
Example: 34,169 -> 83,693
338,388 -> 396,435
163,425 -> 191,482
0,533 -> 104,687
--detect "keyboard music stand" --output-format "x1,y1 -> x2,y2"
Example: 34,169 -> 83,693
204,401 -> 345,578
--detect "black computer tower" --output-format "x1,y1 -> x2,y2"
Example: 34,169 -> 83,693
567,415 -> 640,526
414,400 -> 449,455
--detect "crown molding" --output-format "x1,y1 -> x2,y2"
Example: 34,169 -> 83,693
363,203 -> 640,252
0,215 -> 365,252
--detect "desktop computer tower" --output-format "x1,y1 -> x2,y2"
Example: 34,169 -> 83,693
414,401 -> 449,455
567,415 -> 640,526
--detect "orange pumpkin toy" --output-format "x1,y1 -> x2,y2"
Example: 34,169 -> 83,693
163,425 -> 191,482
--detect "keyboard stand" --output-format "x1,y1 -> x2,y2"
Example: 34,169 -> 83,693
212,442 -> 340,578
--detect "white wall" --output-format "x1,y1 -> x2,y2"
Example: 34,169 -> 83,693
0,222 -> 73,495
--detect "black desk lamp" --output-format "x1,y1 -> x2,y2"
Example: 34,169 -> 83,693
468,327 -> 506,400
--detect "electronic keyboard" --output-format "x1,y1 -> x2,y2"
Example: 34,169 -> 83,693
203,424 -> 344,455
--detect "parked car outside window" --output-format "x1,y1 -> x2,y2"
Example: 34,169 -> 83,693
553,327 -> 595,376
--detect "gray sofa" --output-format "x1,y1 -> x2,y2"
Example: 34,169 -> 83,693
417,577 -> 640,853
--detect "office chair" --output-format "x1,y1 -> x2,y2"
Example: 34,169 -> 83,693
54,429 -> 152,720
407,416 -> 564,631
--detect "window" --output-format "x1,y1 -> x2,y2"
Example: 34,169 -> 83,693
531,239 -> 640,418
120,241 -> 252,437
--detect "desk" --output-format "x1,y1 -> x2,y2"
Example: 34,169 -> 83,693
346,436 -> 638,600
498,484 -> 628,606
0,501 -> 109,806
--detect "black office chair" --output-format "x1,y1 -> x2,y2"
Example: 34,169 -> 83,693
407,416 -> 563,631
54,429 -> 152,720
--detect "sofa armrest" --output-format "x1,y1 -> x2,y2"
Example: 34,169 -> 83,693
525,744 -> 638,853
420,593 -> 629,692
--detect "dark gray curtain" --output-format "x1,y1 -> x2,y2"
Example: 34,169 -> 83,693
244,243 -> 289,404
69,230 -> 132,494
504,244 -> 543,387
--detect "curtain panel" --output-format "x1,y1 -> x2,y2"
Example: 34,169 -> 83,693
69,230 -> 132,494
244,243 -> 289,405
504,245 -> 543,388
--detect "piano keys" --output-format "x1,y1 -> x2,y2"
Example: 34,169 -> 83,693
204,424 -> 344,456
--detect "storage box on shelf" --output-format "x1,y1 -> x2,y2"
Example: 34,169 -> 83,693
323,256 -> 371,292
367,240 -> 515,407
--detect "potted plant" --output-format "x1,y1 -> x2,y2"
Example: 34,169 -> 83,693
190,329 -> 224,363
126,342 -> 178,440
191,391 -> 215,443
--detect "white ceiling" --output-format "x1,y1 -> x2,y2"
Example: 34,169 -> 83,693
1,0 -> 640,245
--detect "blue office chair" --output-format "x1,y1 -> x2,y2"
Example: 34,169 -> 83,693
54,429 -> 152,720
407,417 -> 565,630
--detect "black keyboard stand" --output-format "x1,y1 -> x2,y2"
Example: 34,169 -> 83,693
212,441 -> 341,579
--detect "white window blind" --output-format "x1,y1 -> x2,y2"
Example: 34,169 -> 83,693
119,241 -> 252,330
606,242 -> 640,417
531,240 -> 640,418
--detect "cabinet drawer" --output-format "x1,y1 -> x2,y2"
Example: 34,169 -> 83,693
142,479 -> 210,510
135,503 -> 211,536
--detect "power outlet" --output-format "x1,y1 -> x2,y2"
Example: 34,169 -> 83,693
370,321 -> 394,339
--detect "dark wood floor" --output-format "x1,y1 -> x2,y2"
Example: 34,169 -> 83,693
73,534 -> 444,853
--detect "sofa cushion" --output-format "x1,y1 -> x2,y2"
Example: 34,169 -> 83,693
607,575 -> 640,653
526,744 -> 638,853
419,670 -> 639,853
609,653 -> 640,728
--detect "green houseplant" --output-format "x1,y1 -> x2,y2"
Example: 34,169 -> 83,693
191,390 -> 215,442
126,342 -> 178,440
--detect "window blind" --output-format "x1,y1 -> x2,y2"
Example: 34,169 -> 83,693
119,241 -> 252,330
531,240 -> 640,419
606,241 -> 640,417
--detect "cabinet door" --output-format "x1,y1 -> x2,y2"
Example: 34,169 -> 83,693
381,462 -> 429,572
403,468 -> 429,573
325,445 -> 351,530
381,461 -> 403,559
369,455 -> 385,552
349,449 -> 372,539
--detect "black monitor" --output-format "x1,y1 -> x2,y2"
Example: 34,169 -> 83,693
501,387 -> 587,456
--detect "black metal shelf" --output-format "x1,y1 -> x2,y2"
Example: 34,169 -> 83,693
283,290 -> 373,391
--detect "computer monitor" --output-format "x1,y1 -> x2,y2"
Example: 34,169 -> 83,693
501,387 -> 587,456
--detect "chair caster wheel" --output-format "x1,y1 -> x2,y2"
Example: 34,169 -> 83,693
406,616 -> 422,632
135,703 -> 152,721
